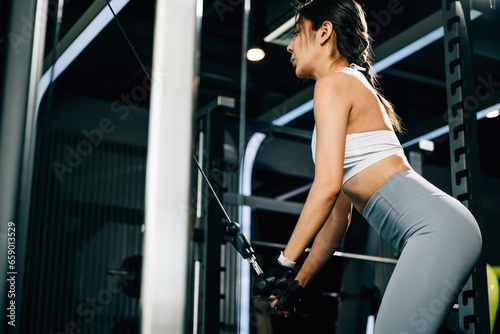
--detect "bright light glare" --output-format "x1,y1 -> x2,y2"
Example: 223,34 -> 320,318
419,139 -> 435,152
366,315 -> 375,334
486,110 -> 500,119
247,48 -> 265,61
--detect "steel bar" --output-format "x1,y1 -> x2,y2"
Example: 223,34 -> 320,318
250,240 -> 398,265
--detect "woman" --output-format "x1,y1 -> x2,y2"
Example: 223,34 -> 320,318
253,0 -> 483,332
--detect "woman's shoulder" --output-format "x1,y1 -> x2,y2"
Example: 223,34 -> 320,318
314,68 -> 362,98
319,67 -> 374,98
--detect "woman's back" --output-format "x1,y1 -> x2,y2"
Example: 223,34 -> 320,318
319,66 -> 412,214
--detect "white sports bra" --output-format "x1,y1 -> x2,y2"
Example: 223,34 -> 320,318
311,128 -> 405,186
310,63 -> 406,186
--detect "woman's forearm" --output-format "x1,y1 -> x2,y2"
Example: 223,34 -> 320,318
295,192 -> 352,287
283,182 -> 339,262
295,239 -> 338,287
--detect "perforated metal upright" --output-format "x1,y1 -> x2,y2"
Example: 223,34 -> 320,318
441,1 -> 490,332
190,97 -> 238,334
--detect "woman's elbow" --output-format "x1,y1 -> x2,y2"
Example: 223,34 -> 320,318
312,178 -> 342,201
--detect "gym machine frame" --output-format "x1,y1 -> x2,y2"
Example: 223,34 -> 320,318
189,98 -> 232,334
190,97 -> 265,334
442,0 -> 490,332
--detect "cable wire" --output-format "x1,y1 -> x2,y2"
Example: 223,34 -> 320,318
104,0 -> 151,82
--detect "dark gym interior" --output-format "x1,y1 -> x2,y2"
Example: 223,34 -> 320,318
1,0 -> 499,333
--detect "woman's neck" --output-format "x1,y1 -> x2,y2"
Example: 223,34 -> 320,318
312,57 -> 349,81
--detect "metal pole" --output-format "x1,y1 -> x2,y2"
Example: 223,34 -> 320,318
238,2 -> 252,334
441,0 -> 490,332
0,0 -> 48,332
140,0 -> 199,332
239,0 -> 250,188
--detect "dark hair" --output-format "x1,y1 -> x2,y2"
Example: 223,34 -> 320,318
293,0 -> 404,133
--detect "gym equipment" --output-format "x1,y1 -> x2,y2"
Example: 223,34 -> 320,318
192,154 -> 263,276
487,264 -> 499,333
108,255 -> 142,299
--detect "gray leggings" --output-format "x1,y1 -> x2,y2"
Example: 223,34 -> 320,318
362,170 -> 482,334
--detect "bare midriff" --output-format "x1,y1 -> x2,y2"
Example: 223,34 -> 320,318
342,154 -> 412,215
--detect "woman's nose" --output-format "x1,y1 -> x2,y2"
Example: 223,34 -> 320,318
287,40 -> 293,53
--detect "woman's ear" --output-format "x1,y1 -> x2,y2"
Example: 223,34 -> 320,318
319,21 -> 334,46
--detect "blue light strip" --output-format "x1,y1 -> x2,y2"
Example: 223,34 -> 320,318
271,99 -> 314,126
401,126 -> 449,148
401,102 -> 500,148
238,132 -> 267,334
275,182 -> 313,201
373,10 -> 481,74
371,27 -> 444,74
37,0 -> 130,107
269,10 -> 483,127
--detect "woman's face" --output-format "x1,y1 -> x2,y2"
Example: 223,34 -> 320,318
287,18 -> 318,79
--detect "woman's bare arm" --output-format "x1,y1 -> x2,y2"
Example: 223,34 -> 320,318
295,191 -> 352,287
282,71 -> 353,262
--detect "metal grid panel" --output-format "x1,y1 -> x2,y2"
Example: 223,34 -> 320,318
21,131 -> 146,334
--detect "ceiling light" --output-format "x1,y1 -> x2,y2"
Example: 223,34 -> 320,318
247,48 -> 265,61
486,109 -> 500,118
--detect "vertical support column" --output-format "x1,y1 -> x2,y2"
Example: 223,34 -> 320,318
0,0 -> 48,332
441,1 -> 490,332
238,2 -> 252,333
140,0 -> 199,332
190,97 -> 236,334
203,107 -> 225,334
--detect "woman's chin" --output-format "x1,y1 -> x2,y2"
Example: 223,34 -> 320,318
294,67 -> 311,80
295,69 -> 306,79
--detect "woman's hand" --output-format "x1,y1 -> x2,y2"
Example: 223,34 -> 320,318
270,280 -> 306,318
253,253 -> 296,297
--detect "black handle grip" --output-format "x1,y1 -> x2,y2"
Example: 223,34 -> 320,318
253,278 -> 271,295
231,233 -> 254,259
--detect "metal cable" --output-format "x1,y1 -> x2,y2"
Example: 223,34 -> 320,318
104,0 -> 151,82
